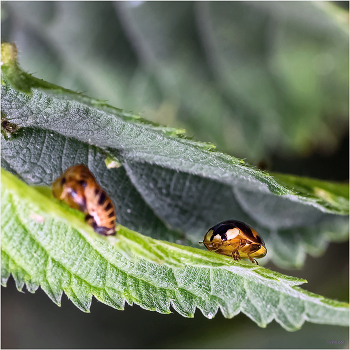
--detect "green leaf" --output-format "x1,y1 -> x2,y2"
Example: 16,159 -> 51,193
1,168 -> 349,331
1,43 -> 348,269
273,172 -> 349,215
2,2 -> 348,160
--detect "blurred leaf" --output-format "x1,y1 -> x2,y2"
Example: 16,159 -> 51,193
273,173 -> 349,214
2,1 -> 348,160
1,44 -> 348,270
1,168 -> 349,331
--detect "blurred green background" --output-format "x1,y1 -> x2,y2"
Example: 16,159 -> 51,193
1,1 -> 349,348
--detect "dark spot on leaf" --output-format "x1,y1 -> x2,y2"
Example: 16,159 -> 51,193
1,116 -> 20,137
2,120 -> 9,128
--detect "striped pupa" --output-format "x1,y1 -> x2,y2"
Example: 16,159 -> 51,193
52,164 -> 116,236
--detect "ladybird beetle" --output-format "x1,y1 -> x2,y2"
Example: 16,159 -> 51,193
52,164 -> 116,236
200,220 -> 267,264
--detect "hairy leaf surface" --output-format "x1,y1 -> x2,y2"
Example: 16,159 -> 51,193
1,169 -> 349,331
1,44 -> 348,268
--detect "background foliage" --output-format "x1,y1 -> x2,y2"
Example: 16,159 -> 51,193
2,1 -> 349,162
1,1 -> 349,348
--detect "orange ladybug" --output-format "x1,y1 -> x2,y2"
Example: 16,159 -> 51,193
200,220 -> 267,264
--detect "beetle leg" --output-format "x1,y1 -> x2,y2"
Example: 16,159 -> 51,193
247,253 -> 259,265
230,239 -> 247,261
231,249 -> 241,261
235,251 -> 241,261
234,239 -> 247,261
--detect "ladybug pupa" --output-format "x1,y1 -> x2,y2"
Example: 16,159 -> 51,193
52,164 -> 116,236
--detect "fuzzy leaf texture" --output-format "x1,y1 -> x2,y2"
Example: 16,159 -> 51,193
1,43 -> 349,271
1,168 -> 349,331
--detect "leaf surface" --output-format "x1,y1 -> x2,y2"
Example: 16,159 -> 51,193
1,168 -> 349,331
1,43 -> 348,269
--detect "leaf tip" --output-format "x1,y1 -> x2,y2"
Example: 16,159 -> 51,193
1,279 -> 9,288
